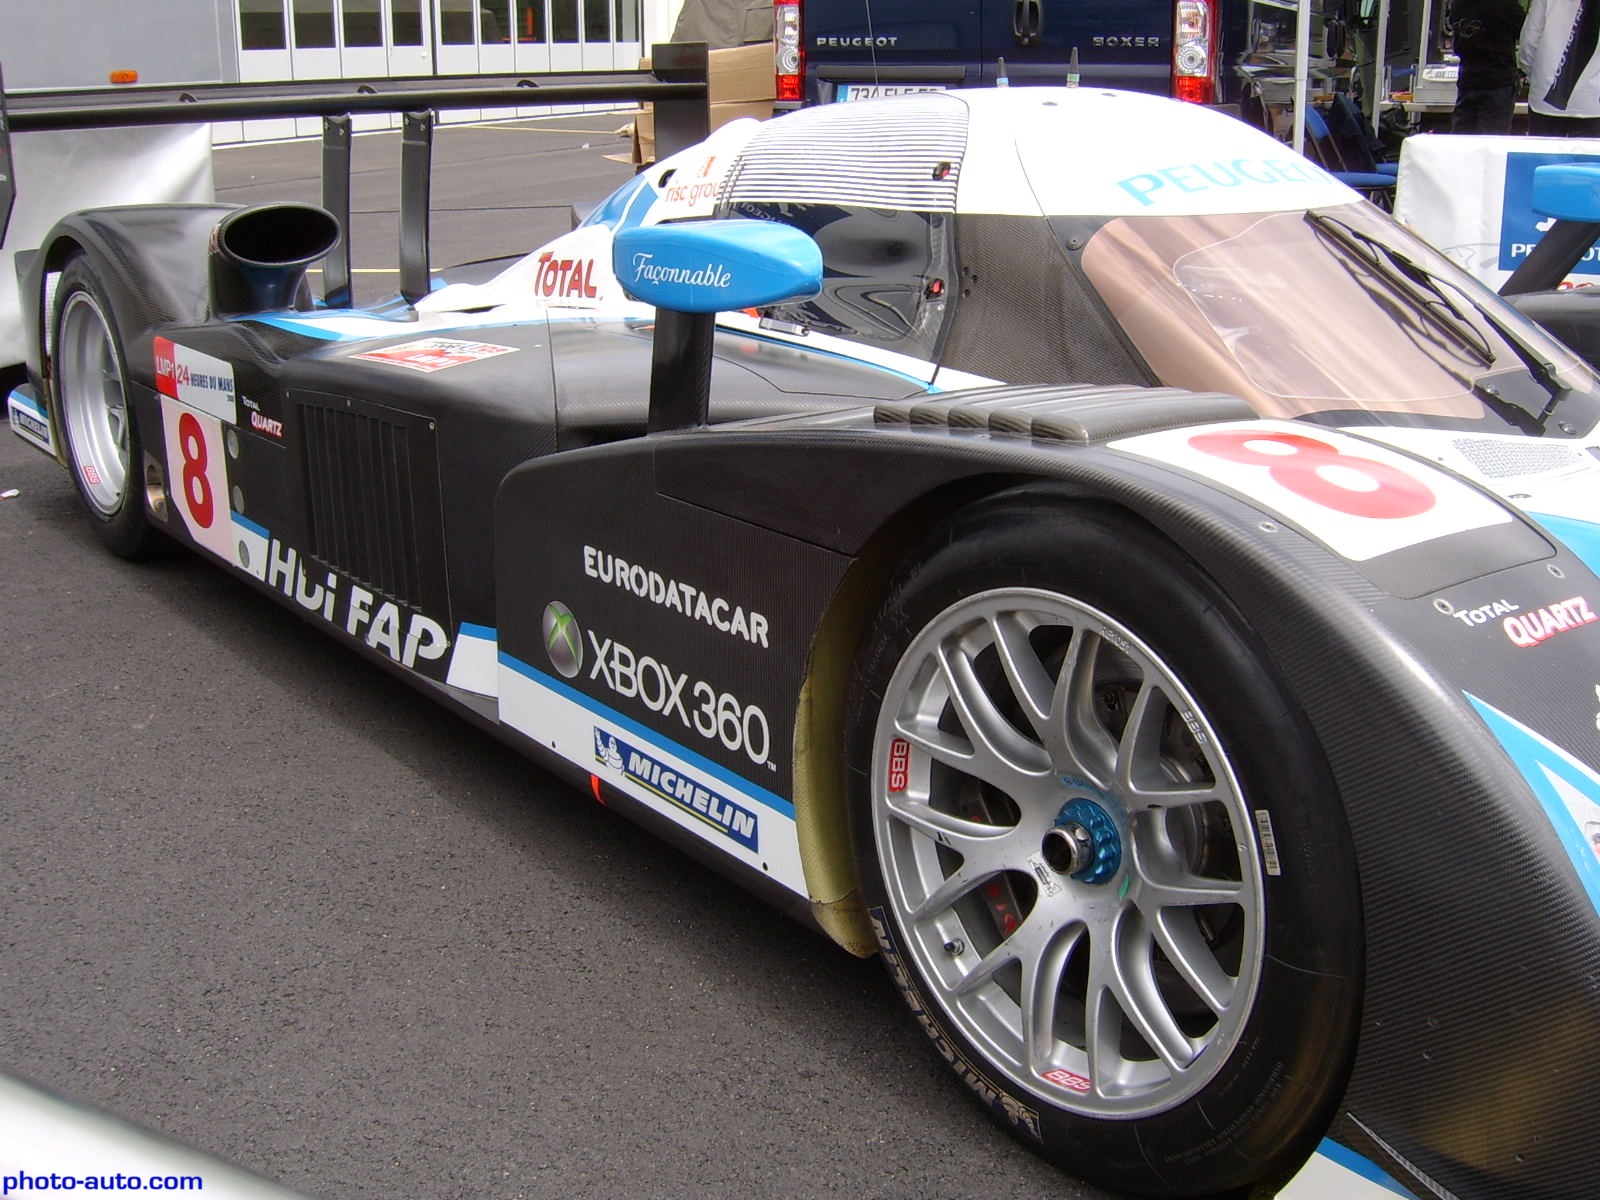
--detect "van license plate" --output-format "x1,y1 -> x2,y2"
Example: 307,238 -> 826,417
836,84 -> 946,101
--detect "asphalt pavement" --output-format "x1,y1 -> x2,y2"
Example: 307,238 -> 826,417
0,120 -> 1123,1199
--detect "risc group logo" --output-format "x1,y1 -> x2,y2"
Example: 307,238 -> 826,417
542,601 -> 583,678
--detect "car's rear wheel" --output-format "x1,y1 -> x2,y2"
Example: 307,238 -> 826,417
53,256 -> 160,559
845,492 -> 1361,1198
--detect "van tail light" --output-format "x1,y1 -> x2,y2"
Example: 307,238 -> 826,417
1173,1 -> 1217,104
776,2 -> 804,103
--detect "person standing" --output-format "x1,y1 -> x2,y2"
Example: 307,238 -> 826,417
1521,0 -> 1600,135
1451,0 -> 1527,132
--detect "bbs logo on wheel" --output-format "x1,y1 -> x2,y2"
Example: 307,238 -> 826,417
542,601 -> 583,678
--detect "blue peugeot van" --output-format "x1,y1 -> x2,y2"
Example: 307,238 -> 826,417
775,1 -> 1251,107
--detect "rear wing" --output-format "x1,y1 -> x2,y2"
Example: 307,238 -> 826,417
0,45 -> 711,304
0,66 -> 13,249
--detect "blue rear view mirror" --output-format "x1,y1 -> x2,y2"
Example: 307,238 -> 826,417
1532,163 -> 1600,223
614,219 -> 823,314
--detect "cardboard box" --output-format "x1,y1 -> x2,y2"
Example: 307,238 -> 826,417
708,41 -> 775,104
625,42 -> 776,165
628,98 -> 773,165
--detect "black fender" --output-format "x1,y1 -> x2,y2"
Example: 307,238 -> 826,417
23,205 -> 235,399
24,203 -> 337,404
498,388 -> 1600,1199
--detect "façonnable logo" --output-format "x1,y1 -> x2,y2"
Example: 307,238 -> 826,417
542,601 -> 583,678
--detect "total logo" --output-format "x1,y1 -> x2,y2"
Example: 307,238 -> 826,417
241,396 -> 283,439
1446,597 -> 1520,628
533,252 -> 599,300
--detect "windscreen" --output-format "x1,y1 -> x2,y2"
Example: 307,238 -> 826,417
1079,202 -> 1599,429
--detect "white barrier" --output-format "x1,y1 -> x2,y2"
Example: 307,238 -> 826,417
1396,132 -> 1600,290
0,124 -> 213,366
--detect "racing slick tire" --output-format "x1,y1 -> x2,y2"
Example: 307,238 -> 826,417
844,491 -> 1362,1198
52,255 -> 161,560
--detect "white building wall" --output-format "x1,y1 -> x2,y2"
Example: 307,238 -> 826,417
1,0 -> 700,93
0,0 -> 229,89
644,0 -> 687,49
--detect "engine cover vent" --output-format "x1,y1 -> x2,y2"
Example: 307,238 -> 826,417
874,383 -> 1255,444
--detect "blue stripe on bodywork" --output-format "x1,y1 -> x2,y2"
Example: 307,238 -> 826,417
238,308 -> 943,393
499,651 -> 796,820
579,171 -> 655,231
1529,511 -> 1600,579
1468,693 -> 1600,915
242,313 -> 534,342
243,313 -> 403,341
1314,1139 -> 1417,1196
230,511 -> 270,539
8,384 -> 45,419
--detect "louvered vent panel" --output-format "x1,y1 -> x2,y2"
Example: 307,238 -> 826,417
299,399 -> 436,610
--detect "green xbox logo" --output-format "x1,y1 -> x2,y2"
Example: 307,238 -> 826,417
542,601 -> 583,678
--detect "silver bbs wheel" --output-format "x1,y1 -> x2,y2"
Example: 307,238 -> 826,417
871,587 -> 1263,1118
57,288 -> 131,517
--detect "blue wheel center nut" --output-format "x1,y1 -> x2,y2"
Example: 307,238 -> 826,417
1047,797 -> 1122,885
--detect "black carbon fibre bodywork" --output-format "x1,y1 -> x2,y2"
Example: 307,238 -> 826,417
21,193 -> 1600,1200
19,203 -> 926,630
498,412 -> 1599,1200
21,205 -> 234,393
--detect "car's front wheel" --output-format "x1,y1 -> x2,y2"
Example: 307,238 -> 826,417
845,492 -> 1361,1198
53,255 -> 160,559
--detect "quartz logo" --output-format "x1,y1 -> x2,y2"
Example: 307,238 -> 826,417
543,601 -> 583,678
1503,596 -> 1598,649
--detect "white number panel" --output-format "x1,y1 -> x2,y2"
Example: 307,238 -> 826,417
1111,421 -> 1514,561
158,393 -> 234,563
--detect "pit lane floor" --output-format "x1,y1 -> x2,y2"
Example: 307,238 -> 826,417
0,121 -> 1121,1200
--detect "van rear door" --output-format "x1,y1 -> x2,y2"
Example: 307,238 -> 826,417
988,1 -> 1172,90
803,1 -> 983,101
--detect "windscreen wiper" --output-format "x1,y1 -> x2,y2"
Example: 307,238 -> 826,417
1307,211 -> 1492,361
1307,211 -> 1572,427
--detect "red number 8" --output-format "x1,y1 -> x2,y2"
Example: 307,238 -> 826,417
177,410 -> 215,529
1188,430 -> 1435,520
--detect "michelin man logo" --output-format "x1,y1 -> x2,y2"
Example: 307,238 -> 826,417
595,730 -> 626,772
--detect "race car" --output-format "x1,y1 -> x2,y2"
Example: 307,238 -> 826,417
9,85 -> 1600,1200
